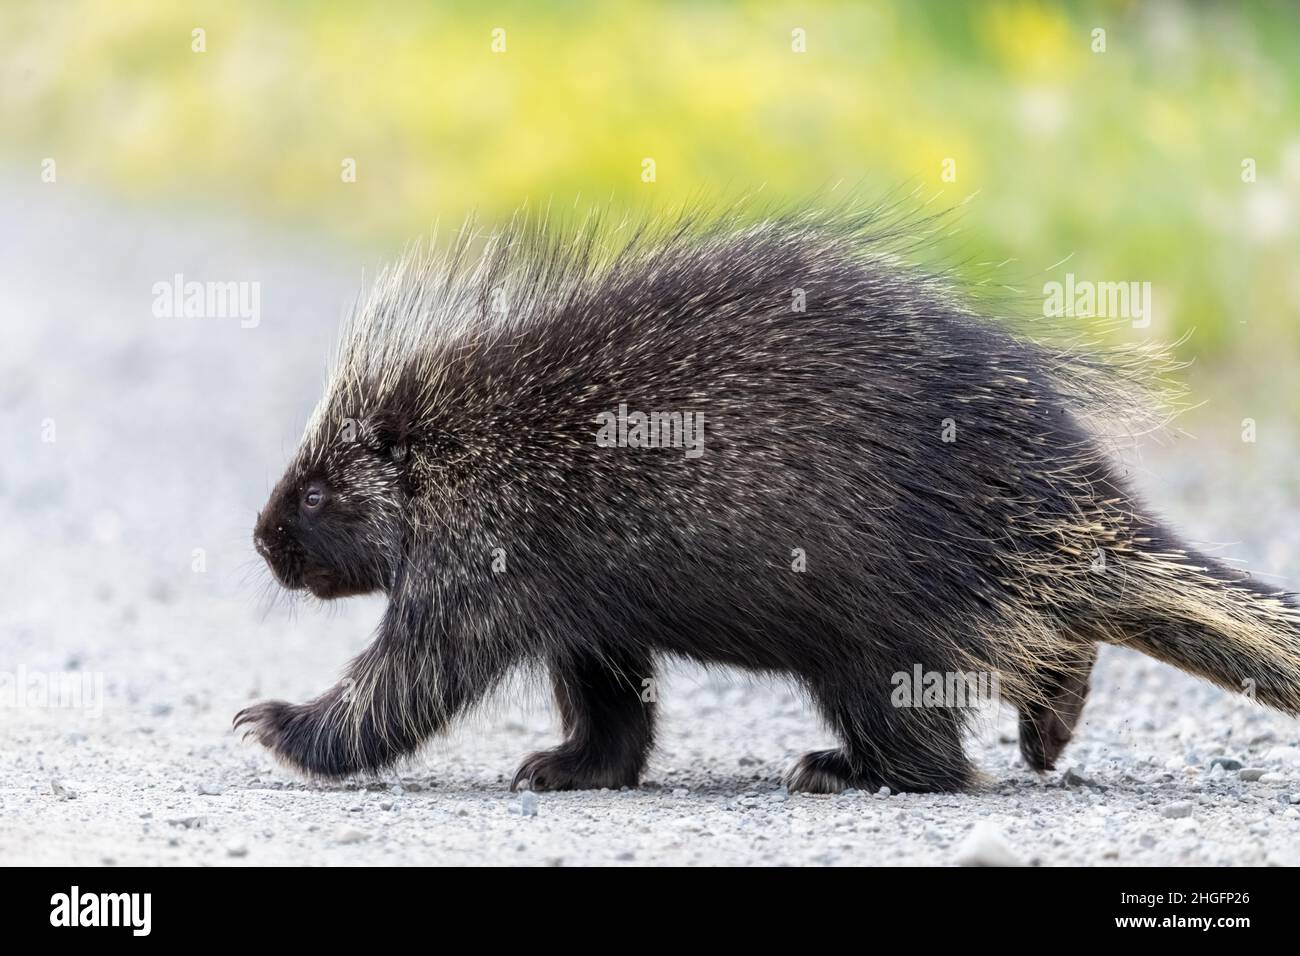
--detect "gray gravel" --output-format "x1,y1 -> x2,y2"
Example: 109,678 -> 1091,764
4,180 -> 1300,866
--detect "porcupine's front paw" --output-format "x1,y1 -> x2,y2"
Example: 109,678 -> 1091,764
511,746 -> 641,792
233,699 -> 299,764
234,698 -> 355,778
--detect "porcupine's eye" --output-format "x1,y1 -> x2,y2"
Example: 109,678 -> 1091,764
302,483 -> 327,512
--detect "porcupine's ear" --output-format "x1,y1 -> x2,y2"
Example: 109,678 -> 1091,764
368,410 -> 410,466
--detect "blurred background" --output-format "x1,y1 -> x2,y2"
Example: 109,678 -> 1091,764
3,1 -> 1299,864
4,0 -> 1300,382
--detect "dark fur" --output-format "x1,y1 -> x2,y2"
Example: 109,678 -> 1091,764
236,205 -> 1300,793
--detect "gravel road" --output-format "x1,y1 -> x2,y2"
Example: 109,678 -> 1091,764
4,180 -> 1300,866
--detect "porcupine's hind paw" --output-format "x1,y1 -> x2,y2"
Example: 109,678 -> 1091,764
784,748 -> 861,794
1017,707 -> 1074,771
1017,646 -> 1096,772
510,746 -> 641,792
784,746 -> 972,794
234,698 -> 355,779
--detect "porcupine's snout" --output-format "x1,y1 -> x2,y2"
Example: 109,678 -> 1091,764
253,508 -> 308,591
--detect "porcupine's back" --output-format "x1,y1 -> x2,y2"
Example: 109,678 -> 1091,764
304,202 -> 1300,717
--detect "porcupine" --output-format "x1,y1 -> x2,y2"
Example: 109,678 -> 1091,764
237,201 -> 1300,794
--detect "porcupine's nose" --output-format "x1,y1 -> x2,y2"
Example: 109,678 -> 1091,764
253,512 -> 274,561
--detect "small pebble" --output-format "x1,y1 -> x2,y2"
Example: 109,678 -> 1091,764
1063,767 -> 1098,789
954,822 -> 1023,867
1265,746 -> 1300,763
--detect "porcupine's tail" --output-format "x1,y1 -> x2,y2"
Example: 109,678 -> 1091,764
1015,287 -> 1300,714
1090,521 -> 1300,714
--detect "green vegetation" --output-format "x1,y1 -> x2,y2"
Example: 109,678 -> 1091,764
4,1 -> 1299,373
